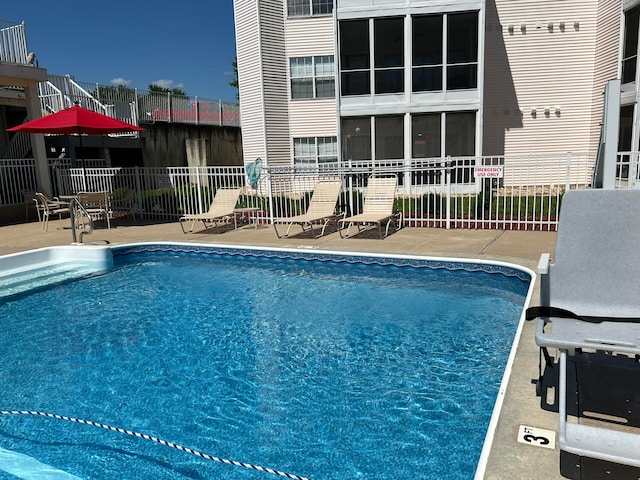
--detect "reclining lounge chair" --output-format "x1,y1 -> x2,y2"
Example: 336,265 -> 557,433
526,188 -> 640,479
179,188 -> 242,233
273,180 -> 343,238
339,175 -> 402,239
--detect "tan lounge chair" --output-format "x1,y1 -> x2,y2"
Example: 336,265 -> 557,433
179,188 -> 242,233
273,181 -> 343,238
339,175 -> 402,239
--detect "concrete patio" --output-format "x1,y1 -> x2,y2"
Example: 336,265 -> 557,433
0,217 -> 563,479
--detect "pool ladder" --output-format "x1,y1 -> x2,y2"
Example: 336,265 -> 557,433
68,197 -> 95,244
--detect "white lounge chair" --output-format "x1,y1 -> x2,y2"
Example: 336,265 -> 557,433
526,188 -> 640,479
273,180 -> 343,238
179,188 -> 242,233
339,175 -> 402,239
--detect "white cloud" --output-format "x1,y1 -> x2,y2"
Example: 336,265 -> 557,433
152,79 -> 184,90
110,77 -> 131,87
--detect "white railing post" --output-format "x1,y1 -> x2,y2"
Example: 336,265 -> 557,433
445,157 -> 452,229
196,166 -> 203,214
266,168 -> 275,224
565,151 -> 572,191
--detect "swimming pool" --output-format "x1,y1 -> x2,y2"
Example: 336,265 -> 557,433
0,243 -> 533,480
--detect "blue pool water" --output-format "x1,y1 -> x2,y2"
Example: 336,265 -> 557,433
0,246 -> 530,480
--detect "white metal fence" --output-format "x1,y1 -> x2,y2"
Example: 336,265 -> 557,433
2,152 -> 637,231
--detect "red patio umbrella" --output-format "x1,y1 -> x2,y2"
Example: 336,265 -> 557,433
7,105 -> 144,188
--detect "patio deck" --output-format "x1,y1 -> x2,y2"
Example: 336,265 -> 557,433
0,217 -> 562,480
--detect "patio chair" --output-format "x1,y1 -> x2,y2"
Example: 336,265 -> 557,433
35,192 -> 70,231
338,175 -> 402,239
110,189 -> 137,223
179,188 -> 242,233
525,188 -> 640,479
76,191 -> 111,229
273,180 -> 343,238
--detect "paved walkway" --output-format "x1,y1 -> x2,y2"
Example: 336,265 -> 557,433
0,218 -> 563,479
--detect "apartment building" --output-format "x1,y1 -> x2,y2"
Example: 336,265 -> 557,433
234,0 -> 640,180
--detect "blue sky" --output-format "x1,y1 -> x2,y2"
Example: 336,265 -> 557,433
2,1 -> 238,102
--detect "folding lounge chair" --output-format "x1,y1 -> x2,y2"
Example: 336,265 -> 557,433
179,188 -> 242,233
339,175 -> 402,239
273,180 -> 343,238
526,189 -> 640,479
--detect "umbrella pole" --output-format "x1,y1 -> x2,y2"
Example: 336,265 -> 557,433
78,127 -> 88,191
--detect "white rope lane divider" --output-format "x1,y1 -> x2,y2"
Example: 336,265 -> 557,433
0,410 -> 311,480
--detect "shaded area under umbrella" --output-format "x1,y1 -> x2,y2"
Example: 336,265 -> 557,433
7,105 -> 144,190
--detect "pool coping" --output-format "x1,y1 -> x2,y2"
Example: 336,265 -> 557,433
0,240 -> 537,478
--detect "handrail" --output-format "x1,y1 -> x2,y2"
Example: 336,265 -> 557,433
69,197 -> 94,244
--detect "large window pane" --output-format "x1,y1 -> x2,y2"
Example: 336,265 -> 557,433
447,12 -> 478,90
294,138 -> 316,164
446,111 -> 476,183
445,112 -> 475,156
293,136 -> 338,166
318,137 -> 338,163
412,114 -> 441,158
290,57 -> 314,99
623,6 -> 640,84
312,0 -> 333,15
447,64 -> 477,90
375,116 -> 404,160
412,67 -> 442,92
342,117 -> 371,161
291,79 -> 314,99
340,20 -> 371,96
341,72 -> 370,96
340,20 -> 370,70
413,15 -> 442,65
288,0 -> 310,16
374,17 -> 404,94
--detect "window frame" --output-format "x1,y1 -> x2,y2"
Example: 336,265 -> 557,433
290,56 -> 336,100
287,0 -> 333,18
293,136 -> 338,167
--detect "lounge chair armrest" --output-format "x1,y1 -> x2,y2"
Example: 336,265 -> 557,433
537,253 -> 551,275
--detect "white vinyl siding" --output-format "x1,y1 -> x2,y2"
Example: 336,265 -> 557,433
485,1 -> 605,157
235,0 -> 267,165
286,13 -> 338,158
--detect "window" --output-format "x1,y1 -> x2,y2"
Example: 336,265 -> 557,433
413,15 -> 443,92
412,11 -> 478,92
374,17 -> 404,94
287,0 -> 333,17
340,20 -> 370,96
342,118 -> 371,161
375,116 -> 404,159
294,137 -> 338,166
447,12 -> 478,90
412,114 -> 441,158
623,6 -> 640,84
290,56 -> 335,99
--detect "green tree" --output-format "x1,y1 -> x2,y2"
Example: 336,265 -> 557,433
229,56 -> 239,100
148,84 -> 187,96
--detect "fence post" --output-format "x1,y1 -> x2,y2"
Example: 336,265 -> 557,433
445,156 -> 451,229
348,159 -> 354,216
134,166 -> 143,220
219,100 -> 223,127
266,168 -> 275,224
196,166 -> 203,214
